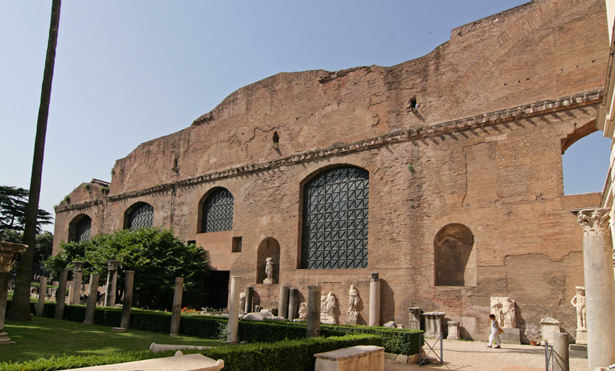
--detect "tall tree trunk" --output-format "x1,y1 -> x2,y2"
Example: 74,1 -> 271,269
7,0 -> 62,322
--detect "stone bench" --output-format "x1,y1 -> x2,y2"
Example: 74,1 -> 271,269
60,352 -> 224,371
314,345 -> 385,371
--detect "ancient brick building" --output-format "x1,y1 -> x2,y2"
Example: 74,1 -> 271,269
54,0 -> 609,342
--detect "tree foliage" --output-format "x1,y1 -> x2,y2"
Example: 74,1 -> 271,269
46,228 -> 209,310
0,185 -> 53,233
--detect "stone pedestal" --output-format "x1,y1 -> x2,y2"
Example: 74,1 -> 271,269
577,209 -> 615,370
541,318 -> 561,346
575,328 -> 587,345
83,273 -> 99,325
423,312 -> 445,338
306,286 -> 321,338
263,278 -> 275,285
55,269 -> 68,320
278,286 -> 289,319
369,273 -> 380,327
170,277 -> 183,336
447,321 -> 460,340
500,328 -> 521,344
408,307 -> 422,331
71,261 -> 84,305
345,311 -> 359,325
105,260 -> 119,307
227,276 -> 241,343
36,277 -> 47,316
553,332 -> 569,371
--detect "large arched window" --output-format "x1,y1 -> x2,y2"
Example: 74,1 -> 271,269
301,166 -> 369,269
125,202 -> 154,230
69,214 -> 92,242
201,188 -> 234,233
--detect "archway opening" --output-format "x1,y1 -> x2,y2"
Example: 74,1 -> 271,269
434,223 -> 476,286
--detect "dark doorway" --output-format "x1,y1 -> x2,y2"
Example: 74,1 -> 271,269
203,270 -> 230,309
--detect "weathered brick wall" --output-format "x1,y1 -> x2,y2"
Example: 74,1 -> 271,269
54,0 -> 609,341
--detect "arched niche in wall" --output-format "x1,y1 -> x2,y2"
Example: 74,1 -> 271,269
68,214 -> 92,242
123,202 -> 154,230
256,237 -> 280,284
434,223 -> 476,286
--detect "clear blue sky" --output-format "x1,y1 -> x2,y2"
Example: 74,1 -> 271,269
0,1 -> 611,233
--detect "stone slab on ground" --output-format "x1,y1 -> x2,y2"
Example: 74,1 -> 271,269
59,353 -> 224,371
315,345 -> 384,371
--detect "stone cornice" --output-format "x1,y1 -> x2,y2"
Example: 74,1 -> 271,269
56,89 -> 603,213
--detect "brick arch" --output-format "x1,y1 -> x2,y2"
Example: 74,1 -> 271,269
561,120 -> 598,154
123,202 -> 154,230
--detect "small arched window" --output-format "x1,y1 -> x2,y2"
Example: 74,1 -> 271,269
201,188 -> 234,233
301,166 -> 369,269
125,202 -> 154,230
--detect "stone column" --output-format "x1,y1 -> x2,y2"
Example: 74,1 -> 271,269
244,286 -> 253,314
71,261 -> 84,305
55,269 -> 68,320
278,286 -> 289,319
424,312 -> 445,338
0,241 -> 27,344
306,285 -> 321,338
577,208 -> 615,370
83,273 -> 99,325
369,273 -> 381,327
170,277 -> 183,336
104,260 -> 119,307
553,332 -> 569,371
36,277 -> 47,316
120,270 -> 134,329
227,276 -> 241,343
288,288 -> 299,320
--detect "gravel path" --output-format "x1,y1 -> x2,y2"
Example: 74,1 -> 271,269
385,339 -> 587,371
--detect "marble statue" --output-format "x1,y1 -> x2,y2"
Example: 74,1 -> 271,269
239,292 -> 246,314
298,302 -> 308,320
263,257 -> 275,284
348,284 -> 360,312
571,286 -> 586,330
490,297 -> 516,328
320,292 -> 337,324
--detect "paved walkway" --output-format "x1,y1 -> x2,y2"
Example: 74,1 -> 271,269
385,339 -> 587,371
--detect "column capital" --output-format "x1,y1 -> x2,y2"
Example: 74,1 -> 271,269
73,261 -> 85,272
0,242 -> 27,273
577,208 -> 610,236
106,260 -> 119,271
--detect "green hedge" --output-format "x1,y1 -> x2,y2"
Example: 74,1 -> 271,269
13,301 -> 422,355
0,334 -> 382,371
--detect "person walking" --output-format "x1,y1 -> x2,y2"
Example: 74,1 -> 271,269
488,313 -> 503,348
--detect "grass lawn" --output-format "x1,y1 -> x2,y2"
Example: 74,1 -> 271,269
0,316 -> 227,364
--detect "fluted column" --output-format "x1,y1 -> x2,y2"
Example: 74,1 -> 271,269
577,208 -> 615,370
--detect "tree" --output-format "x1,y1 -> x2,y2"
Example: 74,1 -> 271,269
45,228 -> 208,310
0,185 -> 53,232
8,0 -> 62,322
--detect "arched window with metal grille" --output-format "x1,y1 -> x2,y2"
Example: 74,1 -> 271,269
125,202 -> 154,230
301,166 -> 369,269
201,188 -> 234,233
69,214 -> 92,242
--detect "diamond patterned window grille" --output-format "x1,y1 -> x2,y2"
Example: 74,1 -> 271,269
202,188 -> 234,233
127,203 -> 154,230
76,216 -> 91,242
301,167 -> 369,269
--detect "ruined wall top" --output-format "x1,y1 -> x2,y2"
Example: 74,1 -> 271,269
61,0 -> 608,200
